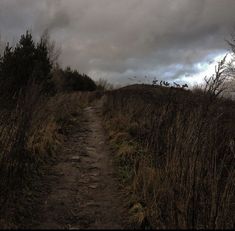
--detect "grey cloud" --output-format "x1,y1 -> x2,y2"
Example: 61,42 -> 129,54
0,0 -> 235,84
34,1 -> 70,33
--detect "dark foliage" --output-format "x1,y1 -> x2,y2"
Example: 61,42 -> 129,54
0,31 -> 52,101
55,67 -> 97,92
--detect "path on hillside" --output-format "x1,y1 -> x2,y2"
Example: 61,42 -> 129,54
29,103 -> 128,229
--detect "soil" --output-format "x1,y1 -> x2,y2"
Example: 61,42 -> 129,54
26,103 -> 128,229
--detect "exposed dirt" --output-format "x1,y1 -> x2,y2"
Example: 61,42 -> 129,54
27,103 -> 128,229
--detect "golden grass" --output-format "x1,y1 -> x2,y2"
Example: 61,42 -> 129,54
102,85 -> 235,229
27,93 -> 83,159
0,89 -> 91,228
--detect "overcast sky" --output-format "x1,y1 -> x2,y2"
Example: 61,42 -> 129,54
0,0 -> 235,86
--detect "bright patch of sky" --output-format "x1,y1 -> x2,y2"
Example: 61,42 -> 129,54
178,52 -> 233,87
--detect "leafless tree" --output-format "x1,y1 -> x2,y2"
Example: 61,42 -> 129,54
163,81 -> 170,87
152,78 -> 158,85
204,55 -> 229,98
0,34 -> 6,56
173,82 -> 180,87
41,29 -> 61,67
182,84 -> 188,89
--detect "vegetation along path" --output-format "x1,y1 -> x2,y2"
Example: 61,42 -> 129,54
30,103 -> 127,229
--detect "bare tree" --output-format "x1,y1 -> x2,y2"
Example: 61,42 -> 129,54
152,78 -> 158,86
41,29 -> 61,67
173,82 -> 180,87
182,83 -> 188,89
224,32 -> 235,99
204,55 -> 229,99
0,34 -> 6,56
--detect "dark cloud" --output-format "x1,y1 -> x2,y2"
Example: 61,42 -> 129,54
0,0 -> 235,84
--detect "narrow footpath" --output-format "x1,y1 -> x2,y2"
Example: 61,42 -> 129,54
28,104 -> 127,229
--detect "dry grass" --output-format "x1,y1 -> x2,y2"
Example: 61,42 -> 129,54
102,84 -> 235,229
0,84 -> 90,227
27,92 -> 83,159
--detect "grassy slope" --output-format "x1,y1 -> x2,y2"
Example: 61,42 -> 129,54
0,83 -> 234,229
0,91 -> 92,228
102,84 -> 235,229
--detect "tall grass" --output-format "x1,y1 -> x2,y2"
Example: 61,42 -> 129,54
103,85 -> 235,229
0,81 -> 86,227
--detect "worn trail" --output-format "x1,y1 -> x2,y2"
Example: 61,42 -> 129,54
29,104 -> 127,229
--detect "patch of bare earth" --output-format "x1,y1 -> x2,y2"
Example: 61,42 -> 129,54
28,104 -> 128,229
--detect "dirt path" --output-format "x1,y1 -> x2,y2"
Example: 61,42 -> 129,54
29,104 -> 128,229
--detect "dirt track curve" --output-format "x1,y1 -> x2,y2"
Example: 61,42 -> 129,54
28,104 -> 128,229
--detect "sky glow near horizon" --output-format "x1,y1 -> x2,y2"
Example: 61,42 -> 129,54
0,0 -> 235,86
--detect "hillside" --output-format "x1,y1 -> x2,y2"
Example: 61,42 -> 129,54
0,82 -> 234,229
102,84 -> 235,229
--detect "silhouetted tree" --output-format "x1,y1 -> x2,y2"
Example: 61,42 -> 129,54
0,31 -> 53,98
0,43 -> 16,94
58,67 -> 97,92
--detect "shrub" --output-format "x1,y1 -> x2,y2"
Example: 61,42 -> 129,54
52,67 -> 97,92
96,78 -> 114,91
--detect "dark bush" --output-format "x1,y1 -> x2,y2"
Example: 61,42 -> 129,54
0,31 -> 52,100
53,67 -> 97,92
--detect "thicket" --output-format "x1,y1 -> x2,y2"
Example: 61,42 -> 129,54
52,67 -> 97,92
